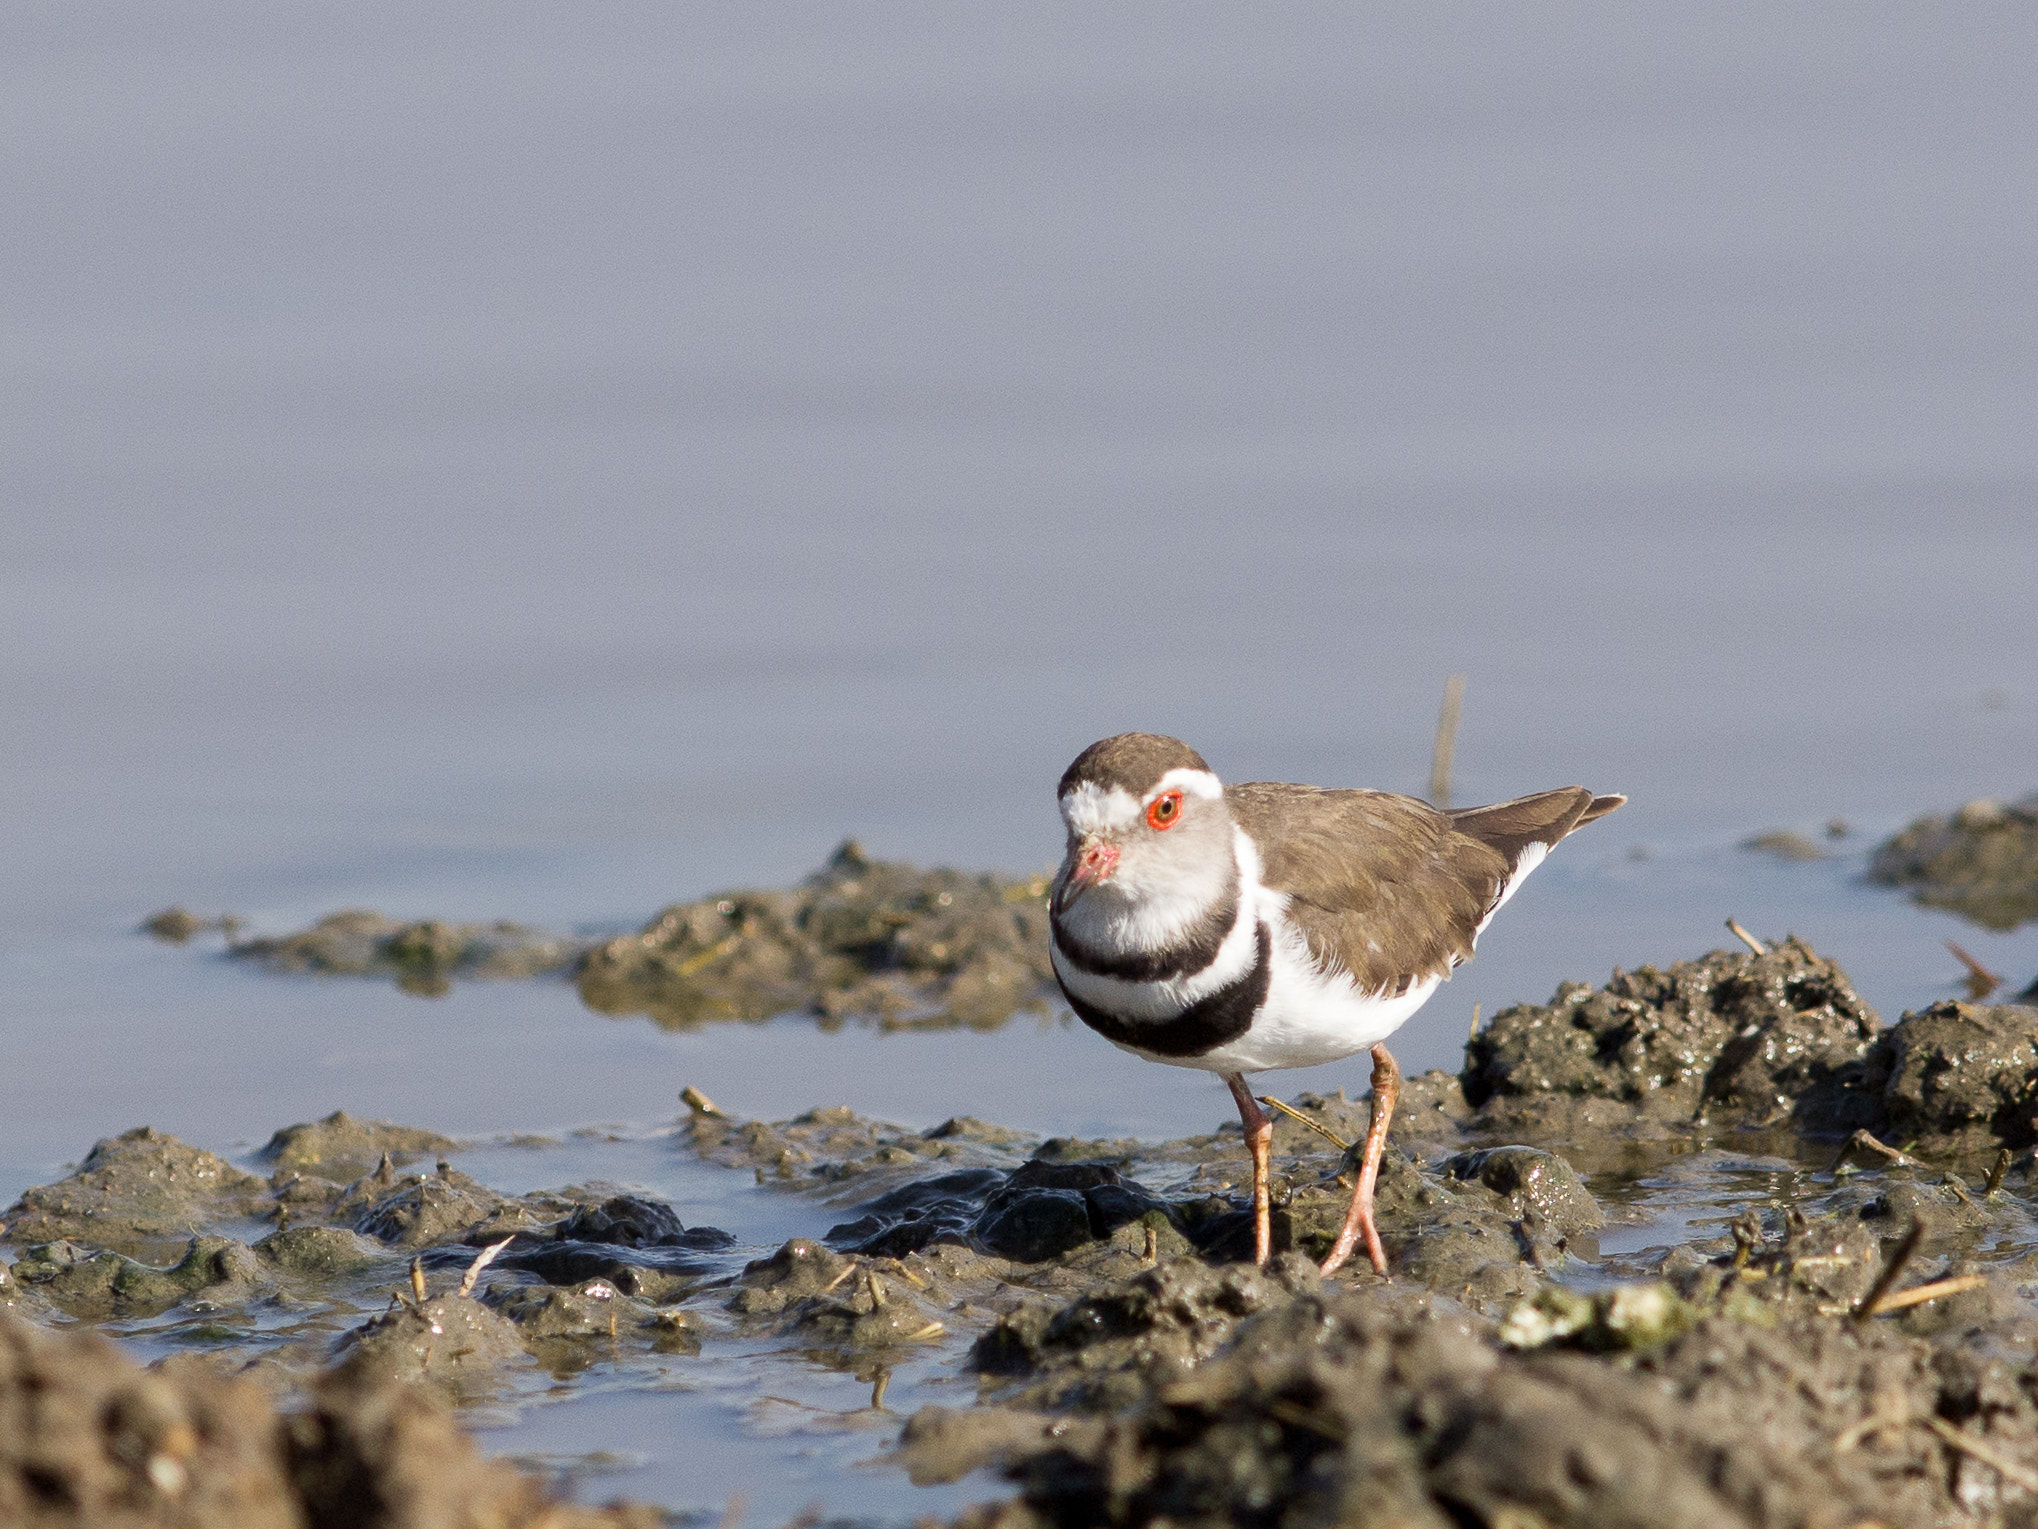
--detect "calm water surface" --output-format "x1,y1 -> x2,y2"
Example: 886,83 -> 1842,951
5,5 -> 2037,1519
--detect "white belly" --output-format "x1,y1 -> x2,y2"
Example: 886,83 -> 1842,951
1105,913 -> 1446,1075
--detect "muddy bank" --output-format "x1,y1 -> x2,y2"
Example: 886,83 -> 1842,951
200,839 -> 1056,1028
223,912 -> 589,996
0,1313 -> 661,1528
578,840 -> 1053,1030
1872,793 -> 2038,931
15,933 -> 2038,1525
1455,935 -> 2038,1164
916,1238 -> 2038,1529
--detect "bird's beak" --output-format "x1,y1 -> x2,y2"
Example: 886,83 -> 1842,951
1053,835 -> 1120,915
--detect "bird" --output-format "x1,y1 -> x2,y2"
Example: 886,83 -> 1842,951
1046,732 -> 1623,1276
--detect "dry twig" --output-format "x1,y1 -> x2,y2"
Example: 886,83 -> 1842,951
1429,673 -> 1466,807
680,1085 -> 726,1117
1258,1094 -> 1354,1153
1852,1219 -> 1925,1325
1924,1416 -> 2038,1494
1988,1148 -> 2013,1196
1829,1130 -> 1921,1174
1726,918 -> 1767,956
1946,940 -> 2004,1001
1865,1273 -> 1988,1316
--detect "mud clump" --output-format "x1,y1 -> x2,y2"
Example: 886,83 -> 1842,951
578,839 -> 1054,1030
930,1250 -> 2038,1529
258,1111 -> 459,1181
971,1255 -> 1324,1410
1871,794 -> 2038,930
1464,937 -> 1882,1142
1864,999 -> 2038,1152
0,1312 -> 658,1528
488,1193 -> 733,1298
1741,829 -> 1825,861
140,907 -> 241,943
1457,942 -> 2038,1162
2,1127 -> 270,1248
177,839 -> 1060,1028
333,1290 -> 533,1398
727,1238 -> 956,1350
8,1236 -> 261,1320
825,1160 -> 1176,1264
231,911 -> 586,995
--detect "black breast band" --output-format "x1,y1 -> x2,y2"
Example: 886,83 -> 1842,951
1059,921 -> 1272,1059
1050,886 -> 1239,985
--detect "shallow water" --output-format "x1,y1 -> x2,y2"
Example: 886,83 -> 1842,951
5,4 -> 2038,1521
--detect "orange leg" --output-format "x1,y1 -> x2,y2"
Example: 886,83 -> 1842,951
1224,1072 -> 1273,1265
1320,1044 -> 1400,1277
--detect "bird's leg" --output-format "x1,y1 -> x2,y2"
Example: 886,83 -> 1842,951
1224,1072 -> 1273,1265
1320,1044 -> 1401,1277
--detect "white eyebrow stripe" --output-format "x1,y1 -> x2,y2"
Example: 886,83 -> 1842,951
1059,781 -> 1141,835
1148,767 -> 1224,802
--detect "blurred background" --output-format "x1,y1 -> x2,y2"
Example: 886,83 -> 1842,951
4,1 -> 2036,1186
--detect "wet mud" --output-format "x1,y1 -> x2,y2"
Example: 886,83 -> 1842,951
13,936 -> 2038,1524
0,1313 -> 662,1528
1873,794 -> 2038,931
577,840 -> 1054,1031
226,911 -> 588,997
200,840 -> 1057,1027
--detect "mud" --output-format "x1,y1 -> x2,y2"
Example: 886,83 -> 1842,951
207,840 -> 1057,1028
578,840 -> 1055,1030
1741,829 -> 1826,861
1872,794 -> 2038,930
2,1127 -> 271,1249
17,935 -> 2038,1525
258,1113 -> 459,1182
0,1313 -> 660,1527
923,1265 -> 2038,1529
1455,936 -> 2038,1166
229,911 -> 588,995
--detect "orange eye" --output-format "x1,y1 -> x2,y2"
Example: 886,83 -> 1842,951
1146,791 -> 1184,830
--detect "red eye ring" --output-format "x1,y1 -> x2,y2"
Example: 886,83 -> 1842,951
1146,791 -> 1184,830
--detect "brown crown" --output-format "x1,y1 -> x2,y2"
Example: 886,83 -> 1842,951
1058,733 -> 1213,799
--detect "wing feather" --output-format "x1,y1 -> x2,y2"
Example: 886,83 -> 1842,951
1227,781 -> 1626,995
1226,782 -> 1502,994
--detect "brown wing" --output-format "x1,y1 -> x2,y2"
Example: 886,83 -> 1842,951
1228,782 -> 1627,996
1445,787 -> 1622,866
1225,782 -> 1505,995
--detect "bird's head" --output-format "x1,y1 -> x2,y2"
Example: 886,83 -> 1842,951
1050,733 -> 1236,931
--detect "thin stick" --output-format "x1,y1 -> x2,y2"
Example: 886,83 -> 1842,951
1852,1219 -> 1925,1325
1987,1148 -> 2012,1196
1258,1094 -> 1354,1153
1833,1408 -> 1907,1453
1468,1002 -> 1481,1041
1924,1416 -> 2038,1495
1727,919 -> 1767,956
1429,673 -> 1466,807
1946,940 -> 2003,1000
1866,1273 -> 1988,1316
1829,1129 -> 1921,1174
679,1085 -> 726,1118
